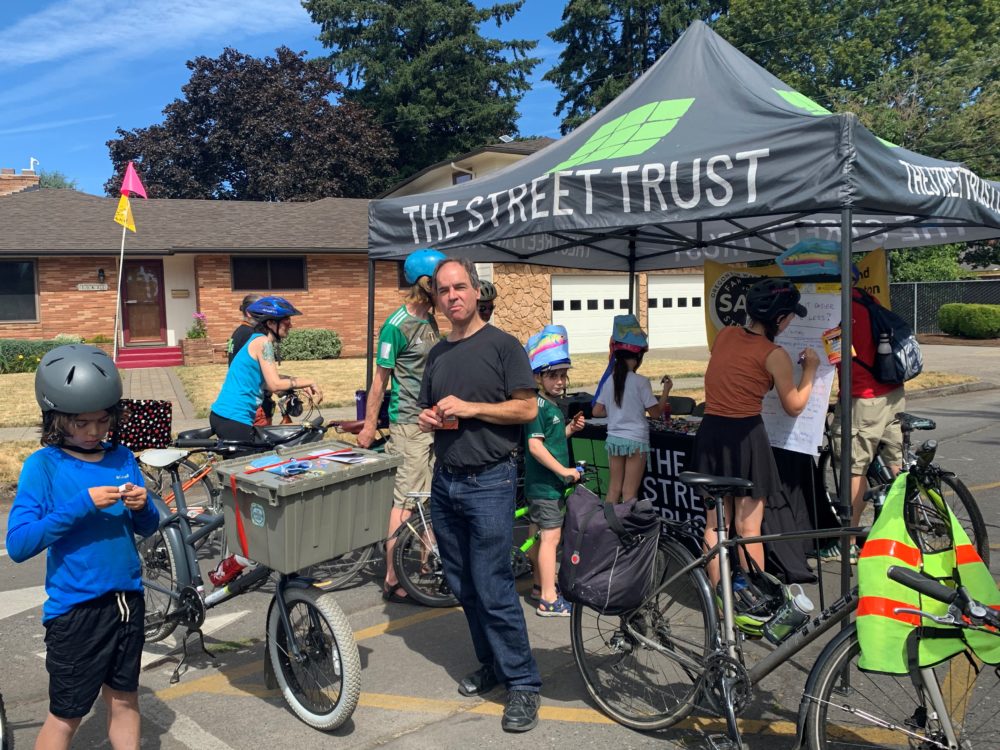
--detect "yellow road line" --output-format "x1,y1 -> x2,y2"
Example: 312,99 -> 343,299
967,480 -> 1000,493
353,606 -> 460,642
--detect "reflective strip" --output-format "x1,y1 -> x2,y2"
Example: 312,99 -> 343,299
857,596 -> 921,625
955,544 -> 982,566
857,538 -> 922,566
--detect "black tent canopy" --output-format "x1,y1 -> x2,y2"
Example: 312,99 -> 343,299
366,20 -> 1000,530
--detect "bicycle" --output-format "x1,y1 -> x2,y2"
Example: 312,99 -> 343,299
571,469 -> 867,749
801,564 -> 1000,749
136,445 -> 361,731
817,410 -> 988,565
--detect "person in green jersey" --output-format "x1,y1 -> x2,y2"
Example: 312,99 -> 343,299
359,248 -> 444,604
523,325 -> 585,617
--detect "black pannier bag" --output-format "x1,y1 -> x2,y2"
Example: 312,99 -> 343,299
559,485 -> 661,615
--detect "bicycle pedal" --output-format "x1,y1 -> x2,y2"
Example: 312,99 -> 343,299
706,735 -> 745,750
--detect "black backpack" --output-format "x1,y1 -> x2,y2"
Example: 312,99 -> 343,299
559,485 -> 661,615
853,289 -> 923,385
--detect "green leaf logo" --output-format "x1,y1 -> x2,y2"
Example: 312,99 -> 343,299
774,89 -> 831,116
552,98 -> 695,172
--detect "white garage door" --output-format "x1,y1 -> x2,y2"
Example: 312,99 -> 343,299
648,275 -> 706,348
552,275 -> 634,353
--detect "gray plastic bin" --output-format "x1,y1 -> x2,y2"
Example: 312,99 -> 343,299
215,439 -> 401,574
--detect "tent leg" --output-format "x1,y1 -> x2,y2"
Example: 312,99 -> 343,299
366,259 -> 376,390
838,209 -> 854,601
627,234 -> 637,314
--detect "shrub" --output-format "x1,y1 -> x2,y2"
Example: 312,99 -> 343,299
280,328 -> 342,360
0,338 -> 64,374
937,304 -> 963,335
86,334 -> 113,344
937,303 -> 1000,338
52,333 -> 85,344
958,304 -> 1000,338
186,312 -> 208,339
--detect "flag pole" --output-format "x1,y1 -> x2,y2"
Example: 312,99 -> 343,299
112,214 -> 128,361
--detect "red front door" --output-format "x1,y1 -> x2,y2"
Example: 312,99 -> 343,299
122,260 -> 166,344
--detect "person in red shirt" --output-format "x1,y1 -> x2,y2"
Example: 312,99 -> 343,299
824,270 -> 905,564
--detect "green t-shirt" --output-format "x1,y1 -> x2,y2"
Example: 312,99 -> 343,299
523,395 -> 569,501
376,305 -> 437,423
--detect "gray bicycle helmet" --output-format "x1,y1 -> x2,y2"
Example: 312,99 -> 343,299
745,278 -> 806,322
478,280 -> 497,302
35,345 -> 123,414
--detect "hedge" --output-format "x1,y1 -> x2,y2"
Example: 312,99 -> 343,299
279,328 -> 342,360
937,303 -> 1000,339
0,338 -> 66,374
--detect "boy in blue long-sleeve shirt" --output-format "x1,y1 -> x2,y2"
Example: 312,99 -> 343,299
6,345 -> 159,749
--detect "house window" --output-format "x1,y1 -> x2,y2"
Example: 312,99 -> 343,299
453,172 -> 473,185
0,260 -> 37,322
604,299 -> 615,309
553,300 -> 565,311
587,299 -> 598,310
231,257 -> 306,291
648,298 -> 658,308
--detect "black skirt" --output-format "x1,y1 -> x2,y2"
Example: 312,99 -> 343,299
691,414 -> 782,499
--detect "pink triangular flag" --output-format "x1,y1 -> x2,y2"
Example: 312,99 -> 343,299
120,162 -> 147,199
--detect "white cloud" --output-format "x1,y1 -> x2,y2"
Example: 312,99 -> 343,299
0,113 -> 115,137
0,0 -> 313,68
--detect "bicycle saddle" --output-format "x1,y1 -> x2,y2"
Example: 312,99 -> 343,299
255,424 -> 307,443
678,471 -> 754,494
139,448 -> 191,469
177,426 -> 214,441
895,412 -> 935,431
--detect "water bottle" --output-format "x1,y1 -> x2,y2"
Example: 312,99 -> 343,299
876,332 -> 893,380
763,584 -> 815,645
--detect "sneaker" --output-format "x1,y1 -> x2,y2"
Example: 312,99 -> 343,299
806,544 -> 842,562
536,596 -> 572,617
208,554 -> 246,587
501,690 -> 540,732
849,543 -> 860,565
458,664 -> 498,697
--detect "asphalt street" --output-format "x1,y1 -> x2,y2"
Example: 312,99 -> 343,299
1,386 -> 997,750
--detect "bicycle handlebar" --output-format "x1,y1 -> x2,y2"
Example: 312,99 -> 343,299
887,566 -> 958,605
888,565 -> 1000,629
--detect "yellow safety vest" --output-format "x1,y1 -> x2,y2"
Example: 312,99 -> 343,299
856,472 -> 1000,674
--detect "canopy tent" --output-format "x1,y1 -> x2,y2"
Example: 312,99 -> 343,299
365,20 -> 1000,548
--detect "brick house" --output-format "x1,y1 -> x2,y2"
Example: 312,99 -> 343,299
0,183 -> 406,364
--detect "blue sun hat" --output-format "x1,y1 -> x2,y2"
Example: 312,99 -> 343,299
526,325 -> 571,373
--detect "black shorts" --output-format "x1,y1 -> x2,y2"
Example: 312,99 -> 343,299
44,590 -> 145,719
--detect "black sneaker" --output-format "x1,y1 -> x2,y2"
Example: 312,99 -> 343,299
501,690 -> 540,732
457,664 -> 498,697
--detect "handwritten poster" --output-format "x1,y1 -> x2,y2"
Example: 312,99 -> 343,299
760,287 -> 838,456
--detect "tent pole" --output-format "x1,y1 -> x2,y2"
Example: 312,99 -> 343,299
366,259 -> 376,389
627,233 -> 637,314
838,209 -> 854,597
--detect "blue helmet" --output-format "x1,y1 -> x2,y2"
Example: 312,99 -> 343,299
403,249 -> 446,285
245,296 -> 301,322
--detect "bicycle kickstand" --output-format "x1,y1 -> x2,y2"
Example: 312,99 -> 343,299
169,627 -> 218,684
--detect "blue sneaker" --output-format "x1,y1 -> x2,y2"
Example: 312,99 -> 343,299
537,595 -> 572,617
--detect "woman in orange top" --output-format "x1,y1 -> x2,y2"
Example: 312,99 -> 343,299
693,278 -> 820,601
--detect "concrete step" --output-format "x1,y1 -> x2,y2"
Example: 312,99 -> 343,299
116,346 -> 183,369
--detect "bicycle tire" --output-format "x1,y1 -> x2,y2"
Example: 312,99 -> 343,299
136,526 -> 181,642
393,516 -> 458,607
302,543 -> 377,591
267,587 -> 361,731
0,689 -> 11,750
935,474 -> 989,567
806,625 -> 1000,749
571,537 -> 714,730
142,458 -> 219,514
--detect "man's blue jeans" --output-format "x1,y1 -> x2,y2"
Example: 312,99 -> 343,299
431,459 -> 542,692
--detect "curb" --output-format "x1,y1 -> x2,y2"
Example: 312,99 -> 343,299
907,379 -> 999,401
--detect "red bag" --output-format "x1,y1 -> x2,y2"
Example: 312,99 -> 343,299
114,399 -> 173,450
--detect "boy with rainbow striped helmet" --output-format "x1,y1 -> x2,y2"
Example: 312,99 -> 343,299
522,325 -> 585,617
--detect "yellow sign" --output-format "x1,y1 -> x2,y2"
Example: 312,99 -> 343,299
113,194 -> 136,233
703,249 -> 889,347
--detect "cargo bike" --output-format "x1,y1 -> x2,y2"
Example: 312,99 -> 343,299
137,438 -> 400,730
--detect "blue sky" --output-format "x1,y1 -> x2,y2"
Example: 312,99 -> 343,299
0,0 -> 566,196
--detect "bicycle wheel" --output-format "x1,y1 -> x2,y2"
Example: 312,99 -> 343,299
136,528 -> 180,642
393,516 -> 458,607
935,474 -> 989,567
302,543 -> 376,590
0,689 -> 11,750
571,537 -> 715,730
267,587 -> 361,731
806,626 -> 1000,749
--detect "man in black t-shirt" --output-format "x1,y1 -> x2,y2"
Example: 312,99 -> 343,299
417,258 -> 541,733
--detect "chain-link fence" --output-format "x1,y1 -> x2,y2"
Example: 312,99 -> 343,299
890,280 -> 1000,334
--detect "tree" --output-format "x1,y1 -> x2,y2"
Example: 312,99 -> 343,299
303,0 -> 539,179
38,170 -> 78,189
962,240 -> 1000,270
544,1 -> 727,134
716,0 -> 1000,178
105,47 -> 396,200
889,245 -> 971,282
